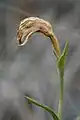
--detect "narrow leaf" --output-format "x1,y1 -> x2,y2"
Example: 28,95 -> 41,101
24,96 -> 59,120
57,41 -> 69,77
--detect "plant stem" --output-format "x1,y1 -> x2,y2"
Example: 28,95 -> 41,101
58,71 -> 64,120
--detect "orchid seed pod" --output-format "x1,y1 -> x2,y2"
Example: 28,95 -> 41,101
17,17 -> 61,58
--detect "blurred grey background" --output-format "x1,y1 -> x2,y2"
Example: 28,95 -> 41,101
0,0 -> 80,120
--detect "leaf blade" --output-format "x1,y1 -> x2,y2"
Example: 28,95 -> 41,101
24,96 -> 59,120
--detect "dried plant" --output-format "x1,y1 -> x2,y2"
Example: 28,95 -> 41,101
17,17 -> 69,120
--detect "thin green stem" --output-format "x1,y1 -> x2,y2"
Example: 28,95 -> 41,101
57,41 -> 68,120
58,71 -> 64,120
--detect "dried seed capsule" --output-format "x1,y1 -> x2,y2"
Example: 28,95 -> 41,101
17,17 -> 61,58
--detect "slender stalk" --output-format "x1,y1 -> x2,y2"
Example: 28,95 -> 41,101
50,33 -> 61,58
58,71 -> 64,120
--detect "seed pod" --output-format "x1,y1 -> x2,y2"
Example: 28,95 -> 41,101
17,17 -> 61,57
